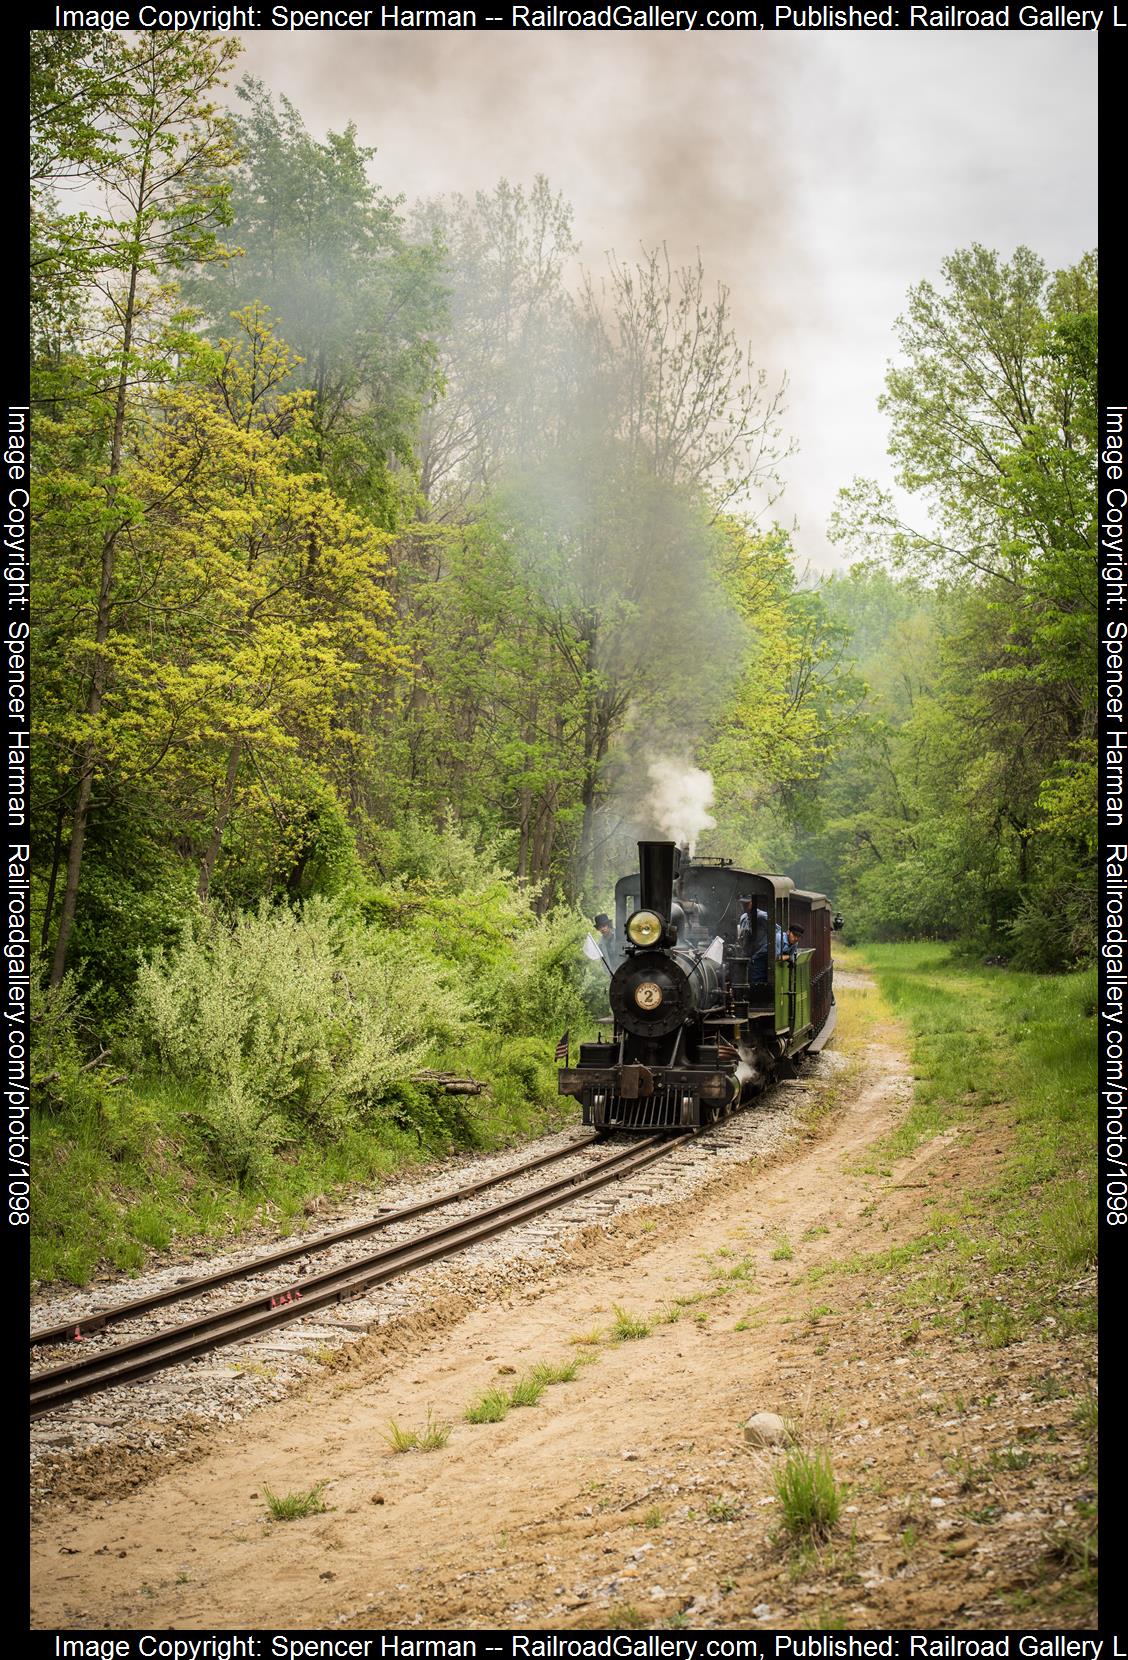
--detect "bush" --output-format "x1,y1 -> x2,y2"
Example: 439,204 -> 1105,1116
35,822 -> 594,1275
30,968 -> 117,1117
1007,884 -> 1096,973
133,896 -> 473,1159
479,910 -> 595,1037
195,1077 -> 286,1190
64,825 -> 200,1016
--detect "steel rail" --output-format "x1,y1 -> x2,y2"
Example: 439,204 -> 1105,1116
30,1132 -> 690,1417
31,1133 -> 603,1349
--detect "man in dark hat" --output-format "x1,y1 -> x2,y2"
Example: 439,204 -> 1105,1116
777,922 -> 804,964
593,912 -> 614,967
738,896 -> 770,981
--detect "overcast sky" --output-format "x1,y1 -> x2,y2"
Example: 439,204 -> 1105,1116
238,30 -> 1097,572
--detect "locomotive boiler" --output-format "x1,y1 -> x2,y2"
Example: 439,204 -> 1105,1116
558,840 -> 837,1132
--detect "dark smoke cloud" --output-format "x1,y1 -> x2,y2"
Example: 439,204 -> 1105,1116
234,31 -> 1096,566
237,32 -> 812,344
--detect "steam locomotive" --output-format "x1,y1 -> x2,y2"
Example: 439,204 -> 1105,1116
558,841 -> 837,1132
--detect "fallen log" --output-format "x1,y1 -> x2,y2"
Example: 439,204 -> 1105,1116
410,1070 -> 487,1095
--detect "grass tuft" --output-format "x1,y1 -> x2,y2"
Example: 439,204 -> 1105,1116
773,1447 -> 842,1541
383,1409 -> 452,1452
508,1373 -> 547,1407
262,1481 -> 328,1521
611,1304 -> 655,1341
530,1357 -> 580,1386
464,1387 -> 511,1424
607,1603 -> 646,1629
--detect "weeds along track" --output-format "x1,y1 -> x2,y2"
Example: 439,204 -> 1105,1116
30,1131 -> 690,1418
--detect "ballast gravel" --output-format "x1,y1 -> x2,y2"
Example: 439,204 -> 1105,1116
30,1055 -> 845,1497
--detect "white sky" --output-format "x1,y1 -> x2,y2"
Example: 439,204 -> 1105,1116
238,29 -> 1097,571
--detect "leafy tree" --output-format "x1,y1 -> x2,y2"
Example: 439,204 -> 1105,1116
580,245 -> 792,516
196,79 -> 445,525
495,452 -> 741,897
829,246 -> 1097,965
374,515 -> 585,895
412,176 -> 579,514
708,523 -> 862,842
35,31 -> 241,985
30,32 -> 127,188
112,310 -> 400,901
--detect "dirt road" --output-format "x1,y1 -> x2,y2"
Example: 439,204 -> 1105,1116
31,976 -> 1096,1630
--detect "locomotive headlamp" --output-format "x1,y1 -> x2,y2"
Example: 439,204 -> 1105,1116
626,909 -> 664,947
633,980 -> 663,1010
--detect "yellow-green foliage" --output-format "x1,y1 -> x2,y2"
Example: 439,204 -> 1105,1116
133,896 -> 473,1174
120,310 -> 399,810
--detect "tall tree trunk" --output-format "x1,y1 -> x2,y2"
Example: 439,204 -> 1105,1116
531,789 -> 557,914
50,227 -> 144,986
198,739 -> 243,901
516,686 -> 538,885
517,794 -> 531,882
40,800 -> 66,950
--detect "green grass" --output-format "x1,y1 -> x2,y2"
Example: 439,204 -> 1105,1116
464,1356 -> 583,1420
610,1304 -> 655,1341
464,1387 -> 511,1424
773,1447 -> 843,1541
30,1049 -> 583,1288
990,1447 -> 1033,1471
847,945 -> 1097,1343
607,1604 -> 647,1629
709,1253 -> 756,1283
530,1357 -> 580,1386
262,1481 -> 328,1520
383,1410 -> 452,1452
1074,1390 -> 1098,1440
507,1373 -> 546,1407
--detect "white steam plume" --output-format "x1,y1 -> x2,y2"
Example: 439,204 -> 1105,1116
647,758 -> 716,857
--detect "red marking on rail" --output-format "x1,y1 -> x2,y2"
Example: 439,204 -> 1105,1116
73,1327 -> 83,1342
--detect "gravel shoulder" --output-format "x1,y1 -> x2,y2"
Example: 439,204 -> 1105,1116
30,979 -> 1096,1630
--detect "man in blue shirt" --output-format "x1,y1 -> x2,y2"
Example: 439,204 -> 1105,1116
777,923 -> 803,963
738,899 -> 769,982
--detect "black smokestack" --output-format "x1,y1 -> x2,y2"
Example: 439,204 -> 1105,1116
638,841 -> 678,920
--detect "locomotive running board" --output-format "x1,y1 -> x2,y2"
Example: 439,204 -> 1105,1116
808,1003 -> 838,1052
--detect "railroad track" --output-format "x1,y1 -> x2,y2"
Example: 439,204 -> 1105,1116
30,1130 -> 691,1419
